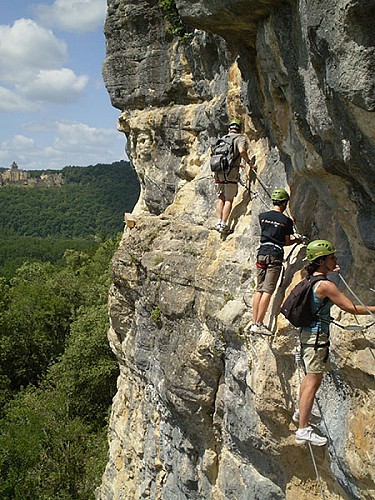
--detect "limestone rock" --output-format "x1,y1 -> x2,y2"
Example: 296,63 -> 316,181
98,1 -> 375,498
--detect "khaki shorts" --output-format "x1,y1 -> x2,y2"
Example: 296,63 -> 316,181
216,182 -> 238,201
256,254 -> 283,294
301,331 -> 331,373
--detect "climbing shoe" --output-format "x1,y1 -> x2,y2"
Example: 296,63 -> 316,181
249,323 -> 263,333
295,427 -> 327,446
244,323 -> 274,336
292,409 -> 321,426
215,221 -> 229,233
215,221 -> 224,232
219,223 -> 230,234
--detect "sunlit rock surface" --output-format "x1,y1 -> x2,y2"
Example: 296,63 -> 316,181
98,1 -> 375,498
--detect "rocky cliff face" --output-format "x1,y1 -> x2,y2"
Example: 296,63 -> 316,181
98,1 -> 375,498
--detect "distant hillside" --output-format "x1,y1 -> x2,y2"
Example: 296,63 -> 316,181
0,161 -> 140,239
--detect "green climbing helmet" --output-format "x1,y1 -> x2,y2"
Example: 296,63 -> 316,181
306,239 -> 336,262
271,188 -> 290,202
229,119 -> 241,130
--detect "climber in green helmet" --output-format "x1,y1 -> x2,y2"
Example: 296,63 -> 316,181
271,188 -> 290,202
250,188 -> 302,333
229,118 -> 241,130
214,119 -> 256,233
294,239 -> 375,446
305,239 -> 336,261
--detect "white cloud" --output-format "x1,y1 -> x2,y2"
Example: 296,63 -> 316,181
18,69 -> 88,103
35,0 -> 107,32
0,86 -> 39,111
0,2 -> 120,170
2,134 -> 35,150
53,121 -> 120,152
0,121 -> 125,169
0,135 -> 36,166
0,18 -> 88,108
0,19 -> 67,82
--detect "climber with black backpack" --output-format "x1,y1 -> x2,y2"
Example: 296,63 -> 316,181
211,119 -> 255,233
283,239 -> 375,446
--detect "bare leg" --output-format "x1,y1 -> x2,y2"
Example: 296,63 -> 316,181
252,291 -> 262,323
299,373 -> 323,428
221,199 -> 233,224
254,292 -> 272,324
215,195 -> 225,220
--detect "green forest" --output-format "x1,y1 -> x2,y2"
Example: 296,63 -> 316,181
0,161 -> 140,277
0,162 -> 140,498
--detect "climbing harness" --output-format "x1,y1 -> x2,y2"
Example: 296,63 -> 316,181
259,241 -> 284,253
241,169 -> 309,334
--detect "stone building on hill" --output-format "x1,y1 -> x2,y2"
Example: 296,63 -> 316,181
0,162 -> 63,187
0,162 -> 29,184
39,172 -> 64,187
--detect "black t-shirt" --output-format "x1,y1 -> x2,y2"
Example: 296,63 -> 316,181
257,210 -> 293,257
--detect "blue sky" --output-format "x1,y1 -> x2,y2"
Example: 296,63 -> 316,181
0,0 -> 126,170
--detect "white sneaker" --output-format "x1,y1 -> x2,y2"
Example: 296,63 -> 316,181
295,426 -> 327,446
292,409 -> 321,425
249,323 -> 262,333
219,223 -> 230,234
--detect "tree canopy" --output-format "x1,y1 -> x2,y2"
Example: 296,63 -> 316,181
0,161 -> 140,239
0,237 -> 120,498
0,161 -> 140,278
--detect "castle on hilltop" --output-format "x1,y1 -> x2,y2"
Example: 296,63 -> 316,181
1,161 -> 29,183
0,162 -> 63,187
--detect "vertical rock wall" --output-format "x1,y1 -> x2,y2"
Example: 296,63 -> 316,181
98,1 -> 375,498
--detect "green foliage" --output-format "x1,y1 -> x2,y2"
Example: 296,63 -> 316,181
0,261 -> 75,393
150,306 -> 162,329
0,387 -> 108,499
0,160 -> 138,278
159,0 -> 191,40
0,161 -> 140,240
48,304 -> 118,428
0,235 -> 98,279
0,163 -> 126,496
141,228 -> 161,251
0,235 -> 120,497
152,255 -> 164,266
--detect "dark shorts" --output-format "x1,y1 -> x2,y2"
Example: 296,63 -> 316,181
256,254 -> 283,294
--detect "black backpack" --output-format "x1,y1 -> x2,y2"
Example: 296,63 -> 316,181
210,134 -> 240,174
280,275 -> 329,327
